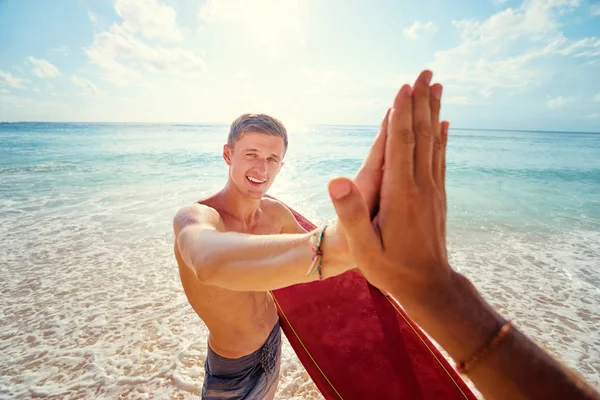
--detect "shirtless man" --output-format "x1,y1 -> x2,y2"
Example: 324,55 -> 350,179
173,113 -> 383,399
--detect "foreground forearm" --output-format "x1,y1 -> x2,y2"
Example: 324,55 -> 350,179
188,230 -> 320,291
398,271 -> 599,400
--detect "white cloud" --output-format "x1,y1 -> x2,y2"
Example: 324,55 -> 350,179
0,93 -> 62,109
0,70 -> 29,88
493,0 -> 510,5
0,94 -> 69,121
593,93 -> 600,102
547,36 -> 600,57
71,75 -> 100,96
546,95 -> 573,108
480,87 -> 494,97
28,57 -> 60,79
198,0 -> 305,53
234,70 -> 252,80
114,0 -> 182,41
446,96 -> 471,104
85,2 -> 205,85
0,95 -> 34,107
0,88 -> 10,94
429,0 -> 598,104
51,45 -> 69,56
590,3 -> 600,16
301,67 -> 348,88
445,96 -> 485,105
403,21 -> 438,40
89,11 -> 101,29
584,112 -> 599,118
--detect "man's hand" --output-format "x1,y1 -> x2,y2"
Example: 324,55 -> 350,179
353,109 -> 389,218
327,70 -> 452,304
320,110 -> 390,277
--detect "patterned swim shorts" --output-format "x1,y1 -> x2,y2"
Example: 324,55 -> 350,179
202,321 -> 282,399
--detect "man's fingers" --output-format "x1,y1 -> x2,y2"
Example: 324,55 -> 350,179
358,108 -> 389,172
439,120 -> 449,238
384,84 -> 415,198
353,108 -> 389,215
328,177 -> 381,258
431,83 -> 443,187
412,70 -> 434,185
439,120 -> 449,189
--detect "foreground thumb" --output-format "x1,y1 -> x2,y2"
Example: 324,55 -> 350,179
328,177 -> 378,250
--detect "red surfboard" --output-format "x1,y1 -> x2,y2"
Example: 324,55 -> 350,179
270,197 -> 477,400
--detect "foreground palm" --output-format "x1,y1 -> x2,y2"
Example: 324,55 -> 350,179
328,71 -> 451,296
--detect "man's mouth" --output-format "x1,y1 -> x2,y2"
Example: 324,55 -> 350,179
246,176 -> 266,184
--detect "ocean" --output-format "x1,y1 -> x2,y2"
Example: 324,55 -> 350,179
0,122 -> 599,399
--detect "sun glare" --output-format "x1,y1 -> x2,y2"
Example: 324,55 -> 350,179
199,0 -> 305,54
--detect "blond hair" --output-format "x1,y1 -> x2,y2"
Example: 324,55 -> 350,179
227,113 -> 288,151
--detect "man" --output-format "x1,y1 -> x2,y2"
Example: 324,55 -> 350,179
173,113 -> 383,399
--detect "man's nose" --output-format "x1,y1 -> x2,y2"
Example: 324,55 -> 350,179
255,159 -> 268,174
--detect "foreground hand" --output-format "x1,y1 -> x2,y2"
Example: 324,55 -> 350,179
327,70 -> 452,305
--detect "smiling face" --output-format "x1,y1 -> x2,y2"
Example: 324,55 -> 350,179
224,132 -> 286,199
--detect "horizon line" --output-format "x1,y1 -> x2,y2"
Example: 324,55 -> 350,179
1,121 -> 599,135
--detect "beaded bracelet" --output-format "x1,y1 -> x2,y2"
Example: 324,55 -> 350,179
306,225 -> 327,280
456,320 -> 513,374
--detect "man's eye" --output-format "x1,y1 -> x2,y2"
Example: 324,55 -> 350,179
246,153 -> 256,158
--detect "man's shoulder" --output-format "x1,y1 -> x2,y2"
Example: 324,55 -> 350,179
175,192 -> 222,219
260,195 -> 285,210
260,196 -> 291,218
261,196 -> 305,233
173,202 -> 222,234
174,201 -> 218,218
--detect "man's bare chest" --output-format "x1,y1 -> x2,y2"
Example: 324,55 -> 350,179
221,216 -> 282,235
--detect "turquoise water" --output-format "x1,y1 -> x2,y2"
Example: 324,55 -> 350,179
1,122 -> 599,398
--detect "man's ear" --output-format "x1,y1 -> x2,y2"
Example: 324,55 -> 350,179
223,144 -> 232,165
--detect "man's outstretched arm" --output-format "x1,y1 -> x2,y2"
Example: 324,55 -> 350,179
173,203 -> 350,291
173,107 -> 389,292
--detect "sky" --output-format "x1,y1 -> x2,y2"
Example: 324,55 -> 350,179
0,0 -> 599,131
